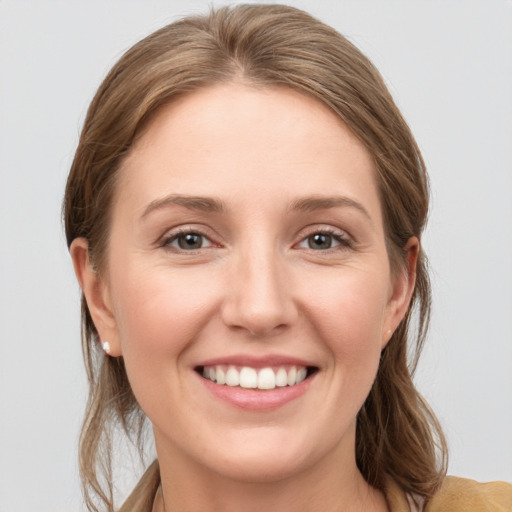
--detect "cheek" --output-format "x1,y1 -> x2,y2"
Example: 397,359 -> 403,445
108,266 -> 224,425
109,264 -> 219,382
301,267 -> 390,395
305,269 -> 389,344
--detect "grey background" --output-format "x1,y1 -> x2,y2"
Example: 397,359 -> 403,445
1,1 -> 511,510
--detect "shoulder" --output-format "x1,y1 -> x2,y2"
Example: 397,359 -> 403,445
425,476 -> 512,512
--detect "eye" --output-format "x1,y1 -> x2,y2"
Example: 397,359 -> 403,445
164,231 -> 213,251
297,230 -> 350,251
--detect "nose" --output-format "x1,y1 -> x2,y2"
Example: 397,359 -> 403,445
221,246 -> 298,337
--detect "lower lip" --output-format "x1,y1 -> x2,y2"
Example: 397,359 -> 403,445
197,372 -> 314,411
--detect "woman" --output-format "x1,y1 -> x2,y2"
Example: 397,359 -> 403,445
64,4 -> 512,512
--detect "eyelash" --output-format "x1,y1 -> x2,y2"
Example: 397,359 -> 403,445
160,227 -> 353,253
297,228 -> 352,251
161,228 -> 215,252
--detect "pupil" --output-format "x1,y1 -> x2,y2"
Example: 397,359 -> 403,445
179,233 -> 202,249
309,233 -> 331,250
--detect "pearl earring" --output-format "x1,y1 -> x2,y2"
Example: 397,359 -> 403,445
102,341 -> 111,355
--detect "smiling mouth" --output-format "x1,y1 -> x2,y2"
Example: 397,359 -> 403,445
196,365 -> 318,391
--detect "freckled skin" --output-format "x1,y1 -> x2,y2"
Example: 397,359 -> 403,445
73,84 -> 416,511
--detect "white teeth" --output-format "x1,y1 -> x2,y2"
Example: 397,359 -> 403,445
202,364 -> 311,390
258,368 -> 276,390
275,367 -> 288,387
216,366 -> 226,385
287,366 -> 297,386
239,367 -> 258,388
296,367 -> 307,384
225,366 -> 240,386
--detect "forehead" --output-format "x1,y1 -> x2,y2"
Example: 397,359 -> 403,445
117,83 -> 381,221
132,83 -> 370,160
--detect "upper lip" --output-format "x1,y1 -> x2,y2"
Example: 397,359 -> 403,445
195,354 -> 317,369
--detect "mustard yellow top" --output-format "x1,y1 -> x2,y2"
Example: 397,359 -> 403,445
385,476 -> 512,512
120,460 -> 512,512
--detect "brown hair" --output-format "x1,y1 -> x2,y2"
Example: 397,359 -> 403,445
64,4 -> 447,511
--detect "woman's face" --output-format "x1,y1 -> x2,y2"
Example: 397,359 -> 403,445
76,83 -> 415,482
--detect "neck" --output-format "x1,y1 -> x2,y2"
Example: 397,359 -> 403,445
153,427 -> 388,512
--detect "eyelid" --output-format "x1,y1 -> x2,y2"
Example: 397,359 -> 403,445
157,223 -> 353,252
294,225 -> 353,250
159,225 -> 220,251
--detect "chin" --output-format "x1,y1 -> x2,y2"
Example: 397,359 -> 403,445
193,427 -> 326,484
208,450 -> 310,484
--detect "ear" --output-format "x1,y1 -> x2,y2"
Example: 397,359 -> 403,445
70,238 -> 122,356
382,237 -> 419,348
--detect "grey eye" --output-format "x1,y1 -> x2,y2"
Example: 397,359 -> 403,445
167,232 -> 213,250
178,233 -> 203,249
307,233 -> 335,250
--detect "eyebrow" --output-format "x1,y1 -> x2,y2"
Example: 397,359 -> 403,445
141,194 -> 225,219
288,195 -> 371,220
140,193 -> 370,221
